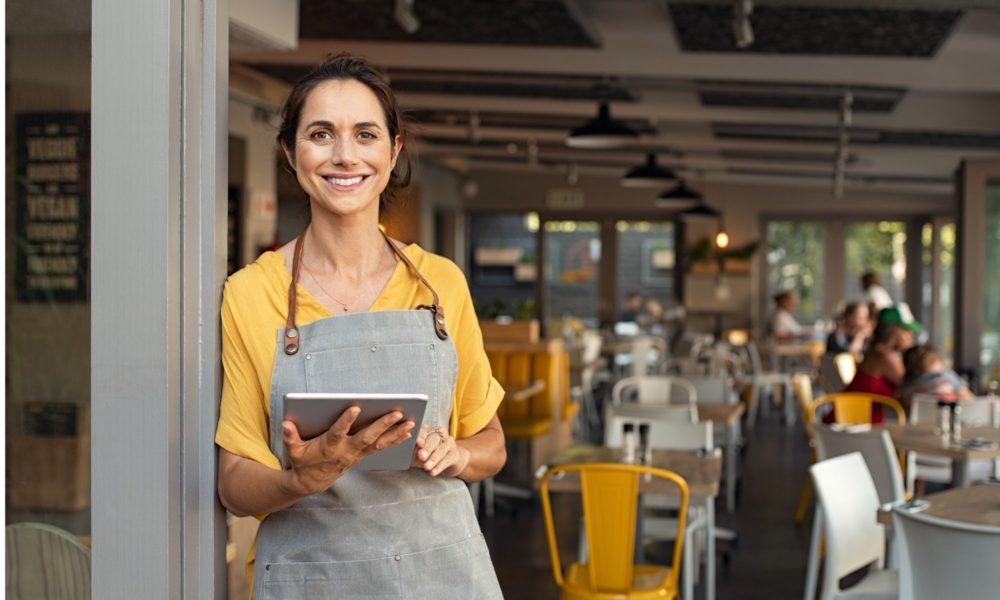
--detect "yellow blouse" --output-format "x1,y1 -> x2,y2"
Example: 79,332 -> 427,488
215,244 -> 504,470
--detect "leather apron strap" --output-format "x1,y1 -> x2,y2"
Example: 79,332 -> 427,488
283,230 -> 449,356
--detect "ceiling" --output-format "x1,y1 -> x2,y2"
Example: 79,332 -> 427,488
232,0 -> 1000,195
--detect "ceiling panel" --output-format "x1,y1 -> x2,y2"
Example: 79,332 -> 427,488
669,3 -> 961,56
299,0 -> 600,47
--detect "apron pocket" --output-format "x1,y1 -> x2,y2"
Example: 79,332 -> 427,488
396,534 -> 503,600
260,558 -> 400,600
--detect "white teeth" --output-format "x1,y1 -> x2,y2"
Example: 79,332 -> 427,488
327,176 -> 363,186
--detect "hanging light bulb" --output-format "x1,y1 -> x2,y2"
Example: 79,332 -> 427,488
715,227 -> 730,249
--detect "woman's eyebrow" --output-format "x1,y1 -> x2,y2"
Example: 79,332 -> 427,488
303,120 -> 383,131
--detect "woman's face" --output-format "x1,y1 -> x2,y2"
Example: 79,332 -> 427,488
285,79 -> 402,218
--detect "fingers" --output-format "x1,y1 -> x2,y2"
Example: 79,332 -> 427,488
417,428 -> 444,462
352,411 -> 407,449
325,406 -> 362,442
423,441 -> 454,476
367,421 -> 415,455
283,420 -> 304,451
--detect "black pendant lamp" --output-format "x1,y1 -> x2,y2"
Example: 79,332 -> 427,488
654,180 -> 701,208
565,101 -> 638,149
621,152 -> 678,188
678,201 -> 721,221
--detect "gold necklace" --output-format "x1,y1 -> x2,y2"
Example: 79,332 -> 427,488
301,261 -> 367,312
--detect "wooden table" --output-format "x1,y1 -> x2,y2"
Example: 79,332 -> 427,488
541,445 -> 722,600
878,483 -> 1000,528
882,424 -> 1000,487
698,403 -> 746,514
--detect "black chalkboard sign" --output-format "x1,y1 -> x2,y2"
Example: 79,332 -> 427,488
15,113 -> 90,302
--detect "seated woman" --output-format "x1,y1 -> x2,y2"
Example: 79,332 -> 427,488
826,302 -> 872,355
899,345 -> 974,407
768,291 -> 803,343
833,323 -> 912,424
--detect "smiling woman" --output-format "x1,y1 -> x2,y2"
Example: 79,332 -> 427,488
215,54 -> 506,599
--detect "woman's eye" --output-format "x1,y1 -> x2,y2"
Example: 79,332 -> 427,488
358,131 -> 377,141
310,130 -> 332,141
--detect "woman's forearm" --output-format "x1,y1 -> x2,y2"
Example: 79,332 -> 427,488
455,415 -> 506,483
218,450 -> 310,517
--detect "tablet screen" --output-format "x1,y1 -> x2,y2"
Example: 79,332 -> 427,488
283,393 -> 429,470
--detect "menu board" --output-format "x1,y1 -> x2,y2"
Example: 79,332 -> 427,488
15,113 -> 90,302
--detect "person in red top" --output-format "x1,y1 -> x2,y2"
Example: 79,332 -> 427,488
834,323 -> 913,423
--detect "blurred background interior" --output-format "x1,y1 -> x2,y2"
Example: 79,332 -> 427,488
6,1 -> 1000,599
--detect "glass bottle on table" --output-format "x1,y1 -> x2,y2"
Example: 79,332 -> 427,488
622,422 -> 637,464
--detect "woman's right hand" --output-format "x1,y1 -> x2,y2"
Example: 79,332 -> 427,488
280,407 -> 414,496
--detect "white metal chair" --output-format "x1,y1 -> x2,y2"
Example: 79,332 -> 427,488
809,453 -> 898,600
605,416 -> 713,600
6,522 -> 91,600
615,334 -> 668,378
606,401 -> 698,426
736,339 -> 793,428
611,375 -> 697,406
892,504 -> 1000,600
813,427 -> 905,505
906,395 -> 998,494
807,426 -> 906,596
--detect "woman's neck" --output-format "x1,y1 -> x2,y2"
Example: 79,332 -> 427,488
303,208 -> 391,280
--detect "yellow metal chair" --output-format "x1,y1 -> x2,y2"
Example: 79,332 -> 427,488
791,373 -> 817,524
540,463 -> 689,600
806,392 -> 906,426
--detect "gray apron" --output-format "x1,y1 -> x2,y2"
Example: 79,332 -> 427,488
252,234 -> 503,599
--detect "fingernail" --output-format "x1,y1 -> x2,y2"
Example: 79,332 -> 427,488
419,451 -> 428,460
425,461 -> 434,470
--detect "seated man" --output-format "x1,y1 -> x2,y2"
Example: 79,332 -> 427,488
826,302 -> 872,355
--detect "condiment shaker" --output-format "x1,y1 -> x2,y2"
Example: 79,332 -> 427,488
622,422 -> 637,464
950,402 -> 962,442
937,400 -> 951,436
638,423 -> 652,465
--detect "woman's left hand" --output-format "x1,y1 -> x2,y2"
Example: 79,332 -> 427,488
412,425 -> 470,477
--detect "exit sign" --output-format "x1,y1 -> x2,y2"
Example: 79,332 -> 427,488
546,188 -> 585,209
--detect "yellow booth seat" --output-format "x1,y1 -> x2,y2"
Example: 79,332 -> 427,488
486,339 -> 575,474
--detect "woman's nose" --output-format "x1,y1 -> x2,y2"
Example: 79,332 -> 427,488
329,138 -> 359,166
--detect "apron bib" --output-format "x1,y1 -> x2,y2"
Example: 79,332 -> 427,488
252,234 -> 502,600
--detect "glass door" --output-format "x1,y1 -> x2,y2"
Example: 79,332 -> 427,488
543,220 -> 601,327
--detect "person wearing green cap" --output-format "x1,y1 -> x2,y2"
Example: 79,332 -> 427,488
876,303 -> 923,348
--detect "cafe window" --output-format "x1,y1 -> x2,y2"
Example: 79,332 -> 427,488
766,221 -> 826,322
7,1 -> 93,539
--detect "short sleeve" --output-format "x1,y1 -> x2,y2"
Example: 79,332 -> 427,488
448,271 -> 504,439
215,281 -> 281,470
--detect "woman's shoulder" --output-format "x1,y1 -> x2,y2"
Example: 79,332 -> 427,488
223,252 -> 289,306
400,244 -> 468,287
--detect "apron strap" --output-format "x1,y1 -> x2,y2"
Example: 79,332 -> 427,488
380,230 -> 450,341
282,229 -> 450,356
283,234 -> 306,355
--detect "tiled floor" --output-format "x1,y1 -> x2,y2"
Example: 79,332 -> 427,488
483,408 -> 816,600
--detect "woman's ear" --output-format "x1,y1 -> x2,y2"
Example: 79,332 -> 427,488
389,134 -> 403,169
281,140 -> 296,171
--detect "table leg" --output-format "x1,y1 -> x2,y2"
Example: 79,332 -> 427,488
705,498 -> 716,600
726,424 -> 737,514
784,380 -> 795,426
951,458 -> 970,487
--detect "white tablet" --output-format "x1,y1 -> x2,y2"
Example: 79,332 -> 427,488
283,393 -> 429,471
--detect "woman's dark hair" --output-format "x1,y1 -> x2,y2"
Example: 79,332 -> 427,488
276,53 -> 412,212
903,344 -> 941,382
871,322 -> 903,347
